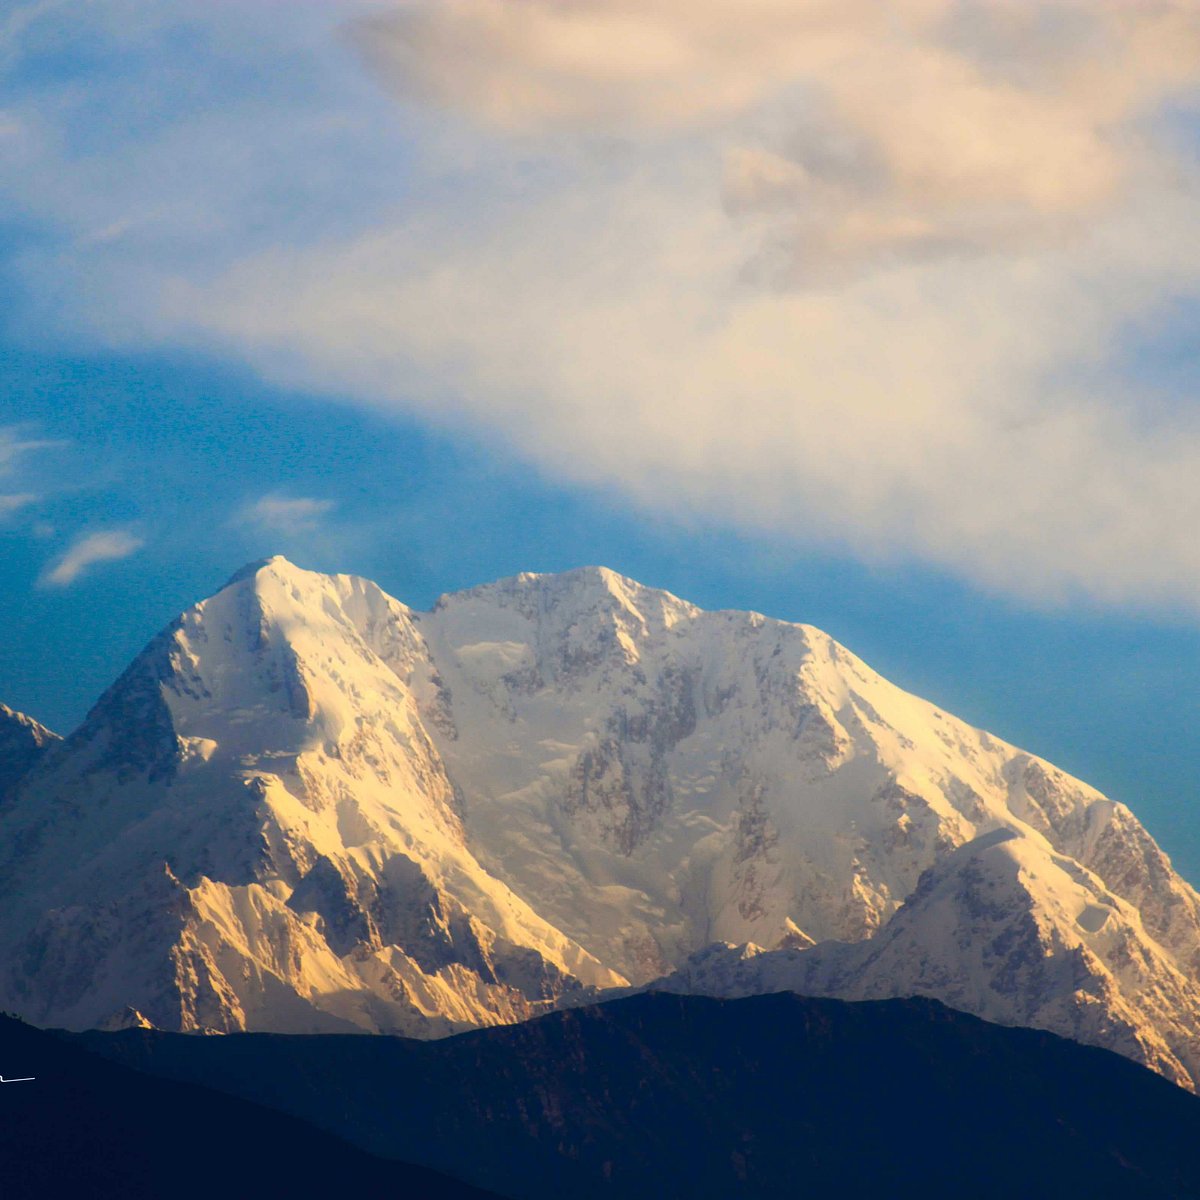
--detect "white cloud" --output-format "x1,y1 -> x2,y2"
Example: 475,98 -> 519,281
7,2 -> 1200,610
41,529 -> 144,587
240,494 -> 335,536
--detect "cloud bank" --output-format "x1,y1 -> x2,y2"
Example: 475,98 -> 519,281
6,2 -> 1200,609
41,529 -> 144,587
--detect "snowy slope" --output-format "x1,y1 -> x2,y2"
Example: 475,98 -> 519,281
1,557 -> 1199,1088
411,566 -> 1200,1086
0,560 -> 621,1036
418,568 -> 1200,969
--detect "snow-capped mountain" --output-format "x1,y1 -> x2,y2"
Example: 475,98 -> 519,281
2,557 -> 1199,1087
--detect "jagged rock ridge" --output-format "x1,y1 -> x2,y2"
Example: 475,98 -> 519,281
0,703 -> 59,804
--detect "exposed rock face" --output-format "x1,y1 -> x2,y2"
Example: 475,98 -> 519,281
1,557 -> 1199,1091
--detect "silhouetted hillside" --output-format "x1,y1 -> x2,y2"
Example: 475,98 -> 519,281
79,992 -> 1200,1198
0,1013 -> 500,1199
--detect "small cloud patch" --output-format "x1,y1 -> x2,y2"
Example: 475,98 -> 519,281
240,494 -> 335,536
41,529 -> 144,588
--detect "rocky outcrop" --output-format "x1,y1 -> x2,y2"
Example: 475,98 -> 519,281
0,704 -> 58,804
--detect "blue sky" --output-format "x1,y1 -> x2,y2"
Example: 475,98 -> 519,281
2,2 -> 1200,879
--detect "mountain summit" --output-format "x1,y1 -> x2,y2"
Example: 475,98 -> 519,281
3,557 -> 1199,1086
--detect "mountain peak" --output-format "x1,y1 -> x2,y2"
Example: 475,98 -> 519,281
222,553 -> 307,589
432,565 -> 701,641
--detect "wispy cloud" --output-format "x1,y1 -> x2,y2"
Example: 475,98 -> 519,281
40,529 -> 144,587
0,1 -> 68,77
0,426 -> 62,526
0,493 -> 36,520
0,426 -> 60,477
240,494 -> 335,536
